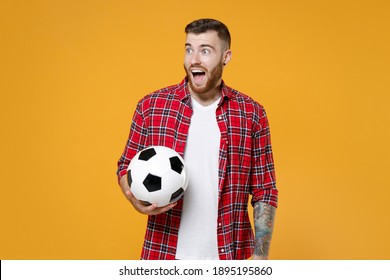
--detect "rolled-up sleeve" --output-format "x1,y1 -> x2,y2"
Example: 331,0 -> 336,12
250,107 -> 278,208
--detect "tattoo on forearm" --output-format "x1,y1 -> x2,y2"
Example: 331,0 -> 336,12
253,202 -> 276,258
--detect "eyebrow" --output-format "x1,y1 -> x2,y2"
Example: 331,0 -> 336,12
185,43 -> 216,50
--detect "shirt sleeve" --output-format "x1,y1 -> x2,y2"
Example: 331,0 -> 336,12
116,99 -> 149,182
250,107 -> 278,208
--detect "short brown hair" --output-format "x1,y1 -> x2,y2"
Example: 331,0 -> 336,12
185,18 -> 231,49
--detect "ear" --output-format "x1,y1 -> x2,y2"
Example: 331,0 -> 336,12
223,49 -> 232,66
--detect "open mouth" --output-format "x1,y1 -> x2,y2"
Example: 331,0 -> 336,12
191,69 -> 206,85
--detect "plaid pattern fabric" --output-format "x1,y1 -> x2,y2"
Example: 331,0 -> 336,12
117,78 -> 278,260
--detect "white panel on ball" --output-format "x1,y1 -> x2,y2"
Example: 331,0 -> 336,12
126,146 -> 188,207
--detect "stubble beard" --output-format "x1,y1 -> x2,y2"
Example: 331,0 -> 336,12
185,60 -> 224,95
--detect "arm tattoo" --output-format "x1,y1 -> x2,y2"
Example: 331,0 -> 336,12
253,202 -> 276,259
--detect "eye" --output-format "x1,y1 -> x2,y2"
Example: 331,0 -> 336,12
185,48 -> 193,54
202,49 -> 210,55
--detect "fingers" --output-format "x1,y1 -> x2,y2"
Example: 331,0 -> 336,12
125,189 -> 177,215
145,202 -> 177,215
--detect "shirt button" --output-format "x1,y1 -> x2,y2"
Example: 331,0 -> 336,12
221,249 -> 225,253
218,116 -> 222,120
218,223 -> 222,227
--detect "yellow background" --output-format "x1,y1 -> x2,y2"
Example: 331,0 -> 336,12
1,0 -> 389,259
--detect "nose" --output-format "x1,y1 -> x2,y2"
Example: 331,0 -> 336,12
190,51 -> 201,65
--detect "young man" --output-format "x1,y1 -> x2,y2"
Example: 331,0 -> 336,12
117,19 -> 278,260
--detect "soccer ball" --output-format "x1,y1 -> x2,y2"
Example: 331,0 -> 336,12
127,146 -> 189,207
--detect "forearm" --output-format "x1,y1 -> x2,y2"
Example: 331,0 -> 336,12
253,201 -> 276,259
119,175 -> 130,194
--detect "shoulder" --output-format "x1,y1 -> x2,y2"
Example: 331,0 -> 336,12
136,81 -> 187,110
141,83 -> 186,101
224,84 -> 266,119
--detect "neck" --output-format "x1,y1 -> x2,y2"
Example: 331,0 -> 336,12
189,83 -> 222,106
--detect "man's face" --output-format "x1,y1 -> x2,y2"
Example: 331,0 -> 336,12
184,30 -> 230,95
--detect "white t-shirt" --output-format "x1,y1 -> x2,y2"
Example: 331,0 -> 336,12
175,96 -> 221,260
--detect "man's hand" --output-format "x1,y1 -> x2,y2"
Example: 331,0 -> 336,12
119,175 -> 177,215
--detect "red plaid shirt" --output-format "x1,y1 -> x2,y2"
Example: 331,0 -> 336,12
117,78 -> 278,260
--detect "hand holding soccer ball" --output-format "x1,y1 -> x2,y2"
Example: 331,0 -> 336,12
124,146 -> 188,212
120,178 -> 177,215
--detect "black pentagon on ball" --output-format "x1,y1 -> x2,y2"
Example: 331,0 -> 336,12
169,156 -> 184,174
139,147 -> 156,161
170,187 -> 184,203
143,173 -> 162,192
127,170 -> 133,185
